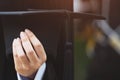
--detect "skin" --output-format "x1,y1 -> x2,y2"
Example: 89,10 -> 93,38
12,29 -> 47,79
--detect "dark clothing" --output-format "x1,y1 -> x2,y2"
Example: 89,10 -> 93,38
2,14 -> 67,80
0,26 -> 6,80
87,43 -> 120,80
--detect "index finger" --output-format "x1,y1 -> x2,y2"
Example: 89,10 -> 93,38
25,29 -> 47,62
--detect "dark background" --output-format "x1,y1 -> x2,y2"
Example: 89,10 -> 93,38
0,0 -> 73,11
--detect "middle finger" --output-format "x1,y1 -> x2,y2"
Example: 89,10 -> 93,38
20,32 -> 39,64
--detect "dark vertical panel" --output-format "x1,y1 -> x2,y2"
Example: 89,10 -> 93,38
109,0 -> 120,28
0,18 -> 5,80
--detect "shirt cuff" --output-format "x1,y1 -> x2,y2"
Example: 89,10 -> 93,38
17,63 -> 46,80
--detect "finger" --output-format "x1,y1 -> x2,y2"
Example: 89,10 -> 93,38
12,39 -> 23,69
20,32 -> 39,63
15,38 -> 29,67
25,29 -> 47,62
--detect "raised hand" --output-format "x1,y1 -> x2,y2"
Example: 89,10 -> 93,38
12,29 -> 47,79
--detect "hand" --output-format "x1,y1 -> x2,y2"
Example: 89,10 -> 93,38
12,29 -> 47,79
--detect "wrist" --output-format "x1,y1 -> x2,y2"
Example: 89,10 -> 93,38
26,71 -> 38,79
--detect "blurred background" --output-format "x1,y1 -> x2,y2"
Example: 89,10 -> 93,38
73,0 -> 120,80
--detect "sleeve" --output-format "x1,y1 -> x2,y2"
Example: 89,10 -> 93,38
17,63 -> 46,80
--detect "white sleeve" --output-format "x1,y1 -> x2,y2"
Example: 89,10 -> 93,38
17,63 -> 46,80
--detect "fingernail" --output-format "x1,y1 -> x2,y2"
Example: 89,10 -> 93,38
25,29 -> 31,33
20,31 -> 25,38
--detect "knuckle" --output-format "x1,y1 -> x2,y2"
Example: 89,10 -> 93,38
38,55 -> 47,64
35,44 -> 42,48
30,63 -> 39,70
18,54 -> 26,59
15,66 -> 22,72
24,66 -> 31,71
22,38 -> 28,42
38,60 -> 44,66
43,55 -> 47,62
14,54 -> 18,58
35,63 -> 41,69
28,50 -> 34,55
29,34 -> 34,39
